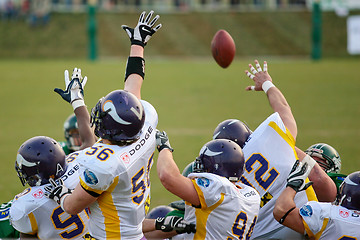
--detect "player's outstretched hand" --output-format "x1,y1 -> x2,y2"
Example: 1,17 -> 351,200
286,160 -> 314,192
121,10 -> 162,47
155,216 -> 196,234
245,60 -> 273,92
54,68 -> 87,104
44,178 -> 72,205
156,130 -> 174,152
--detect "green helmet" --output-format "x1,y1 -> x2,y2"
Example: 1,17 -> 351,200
182,161 -> 195,177
63,114 -> 81,152
305,143 -> 341,174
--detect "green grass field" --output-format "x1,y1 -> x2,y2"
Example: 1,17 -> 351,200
0,58 -> 359,208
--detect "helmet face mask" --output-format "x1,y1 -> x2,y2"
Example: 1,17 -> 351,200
193,139 -> 245,182
15,136 -> 67,187
182,161 -> 195,177
64,114 -> 81,151
336,171 -> 360,211
305,143 -> 341,173
213,119 -> 252,149
90,90 -> 145,144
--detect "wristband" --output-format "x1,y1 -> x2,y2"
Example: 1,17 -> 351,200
301,155 -> 316,170
158,145 -> 174,153
125,57 -> 145,81
71,99 -> 85,110
60,194 -> 70,211
262,81 -> 275,94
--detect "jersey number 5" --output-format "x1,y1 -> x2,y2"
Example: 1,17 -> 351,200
52,206 -> 87,239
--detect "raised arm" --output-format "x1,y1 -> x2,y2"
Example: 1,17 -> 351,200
245,60 -> 297,139
156,130 -> 201,207
54,68 -> 97,150
273,160 -> 314,234
121,10 -> 162,99
296,147 -> 337,202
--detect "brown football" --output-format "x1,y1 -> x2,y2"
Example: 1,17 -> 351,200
211,29 -> 236,68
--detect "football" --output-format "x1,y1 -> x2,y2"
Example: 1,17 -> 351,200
211,29 -> 236,68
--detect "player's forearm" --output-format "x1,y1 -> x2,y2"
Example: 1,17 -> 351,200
308,164 -> 337,202
267,87 -> 297,138
62,184 -> 97,215
130,44 -> 144,57
273,187 -> 297,222
74,106 -> 96,150
297,148 -> 337,202
124,45 -> 145,99
157,150 -> 182,192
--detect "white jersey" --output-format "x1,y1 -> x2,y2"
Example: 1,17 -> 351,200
241,112 -> 317,239
300,201 -> 360,239
181,172 -> 260,240
9,160 -> 89,239
76,100 -> 158,240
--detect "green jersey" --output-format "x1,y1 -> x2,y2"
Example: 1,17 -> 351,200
0,201 -> 19,239
59,141 -> 73,155
328,172 -> 347,193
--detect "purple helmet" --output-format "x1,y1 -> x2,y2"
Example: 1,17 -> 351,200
146,205 -> 174,219
336,171 -> 360,211
91,90 -> 145,144
213,119 -> 252,148
15,136 -> 67,187
194,139 -> 245,182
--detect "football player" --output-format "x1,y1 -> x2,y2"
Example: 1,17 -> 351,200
54,67 -> 98,154
5,68 -> 96,240
212,60 -> 337,239
59,113 -> 82,155
274,162 -> 360,239
45,10 -> 164,239
305,143 -> 347,191
156,132 -> 260,239
10,136 -> 90,239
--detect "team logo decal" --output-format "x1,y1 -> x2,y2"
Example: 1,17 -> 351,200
0,208 -> 9,220
300,205 -> 313,217
84,169 -> 99,185
32,189 -> 44,199
196,178 -> 210,188
120,152 -> 130,164
339,209 -> 350,218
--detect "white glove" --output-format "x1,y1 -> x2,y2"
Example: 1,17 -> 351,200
54,68 -> 88,110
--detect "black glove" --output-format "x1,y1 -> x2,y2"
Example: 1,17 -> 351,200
121,10 -> 162,47
155,216 -> 196,234
44,178 -> 72,205
156,130 -> 174,152
286,160 -> 313,192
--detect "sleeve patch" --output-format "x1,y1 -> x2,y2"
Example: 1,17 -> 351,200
0,208 -> 10,220
84,169 -> 99,185
300,204 -> 313,217
196,178 -> 210,188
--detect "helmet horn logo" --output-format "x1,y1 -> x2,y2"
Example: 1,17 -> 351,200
103,100 -> 131,125
131,107 -> 143,120
16,154 -> 37,168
